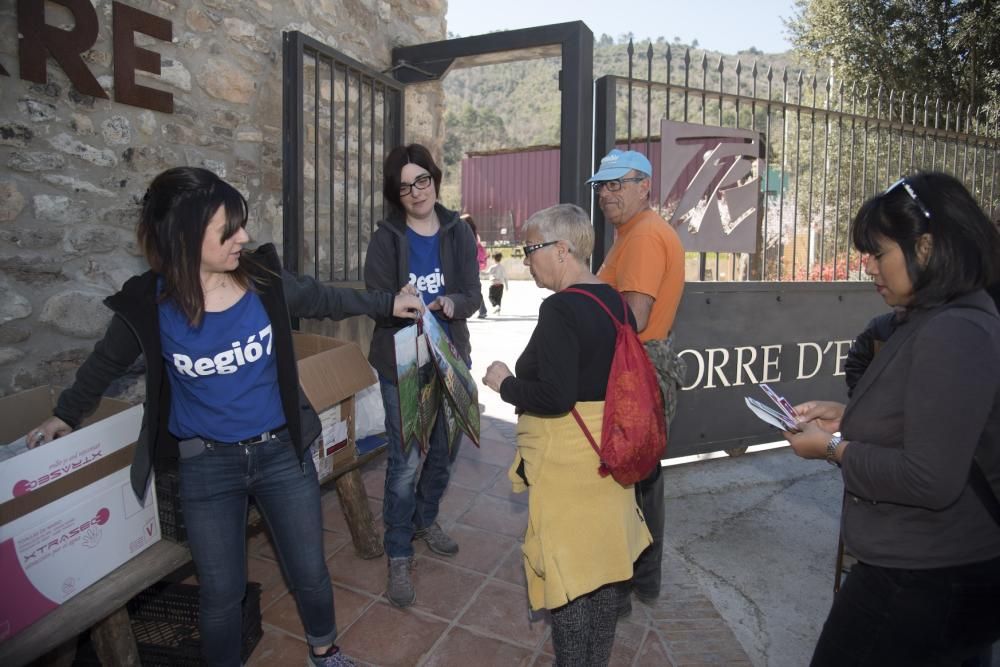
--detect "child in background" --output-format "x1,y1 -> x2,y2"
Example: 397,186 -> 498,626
487,252 -> 508,314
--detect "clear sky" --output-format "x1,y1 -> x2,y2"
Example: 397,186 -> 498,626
445,0 -> 797,54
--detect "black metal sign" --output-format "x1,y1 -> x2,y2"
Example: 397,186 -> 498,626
668,281 -> 886,457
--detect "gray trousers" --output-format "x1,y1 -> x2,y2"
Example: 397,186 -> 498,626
630,336 -> 685,599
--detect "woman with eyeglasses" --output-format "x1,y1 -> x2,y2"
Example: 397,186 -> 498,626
782,172 -> 1000,666
483,204 -> 652,667
364,144 -> 482,608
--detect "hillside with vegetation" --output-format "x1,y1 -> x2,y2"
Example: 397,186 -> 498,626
439,33 -> 796,204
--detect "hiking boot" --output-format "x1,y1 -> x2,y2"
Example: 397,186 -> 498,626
307,645 -> 356,666
386,556 -> 415,607
414,522 -> 459,556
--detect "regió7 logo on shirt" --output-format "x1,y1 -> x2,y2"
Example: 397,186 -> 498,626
172,324 -> 273,377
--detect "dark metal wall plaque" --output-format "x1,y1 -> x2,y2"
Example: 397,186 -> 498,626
668,281 -> 886,457
658,120 -> 764,253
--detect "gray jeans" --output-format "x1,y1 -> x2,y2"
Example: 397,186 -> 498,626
631,335 -> 685,598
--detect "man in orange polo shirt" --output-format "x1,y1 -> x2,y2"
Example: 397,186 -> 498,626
589,149 -> 686,615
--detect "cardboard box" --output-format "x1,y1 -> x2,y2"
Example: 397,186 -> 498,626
0,386 -> 158,643
293,333 -> 377,481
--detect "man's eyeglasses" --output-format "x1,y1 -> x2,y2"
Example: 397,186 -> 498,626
883,178 -> 931,220
590,177 -> 646,193
399,173 -> 433,197
523,240 -> 559,256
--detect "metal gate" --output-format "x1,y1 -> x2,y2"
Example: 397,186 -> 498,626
593,41 -> 1000,281
282,31 -> 405,283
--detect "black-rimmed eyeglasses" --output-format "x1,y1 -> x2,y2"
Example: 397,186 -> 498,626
590,177 -> 646,193
523,240 -> 559,256
884,178 -> 932,220
399,173 -> 433,197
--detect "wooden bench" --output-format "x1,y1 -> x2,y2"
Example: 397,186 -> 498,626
1,444 -> 386,667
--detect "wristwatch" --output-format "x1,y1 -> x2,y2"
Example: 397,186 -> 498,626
826,434 -> 843,467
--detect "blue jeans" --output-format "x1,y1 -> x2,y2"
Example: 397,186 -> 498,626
810,555 -> 1000,666
379,376 -> 458,558
178,431 -> 335,667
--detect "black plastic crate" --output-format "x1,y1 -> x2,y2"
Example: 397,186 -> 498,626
74,581 -> 262,666
154,465 -> 262,545
154,465 -> 186,544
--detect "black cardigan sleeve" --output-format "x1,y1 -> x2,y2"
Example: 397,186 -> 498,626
499,297 -> 580,414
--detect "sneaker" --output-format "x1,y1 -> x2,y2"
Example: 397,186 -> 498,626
493,305 -> 501,314
414,522 -> 459,556
307,645 -> 356,666
386,556 -> 415,607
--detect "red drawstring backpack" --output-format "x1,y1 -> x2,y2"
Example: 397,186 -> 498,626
563,288 -> 667,485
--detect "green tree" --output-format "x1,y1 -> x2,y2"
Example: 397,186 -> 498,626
786,0 -> 1000,111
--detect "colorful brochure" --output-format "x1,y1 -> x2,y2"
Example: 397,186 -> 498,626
744,383 -> 801,432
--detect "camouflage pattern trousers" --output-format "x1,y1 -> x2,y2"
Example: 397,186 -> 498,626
644,335 -> 686,428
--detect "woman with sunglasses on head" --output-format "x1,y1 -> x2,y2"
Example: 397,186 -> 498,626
783,172 -> 1000,666
25,167 -> 424,667
483,204 -> 652,666
364,144 -> 483,607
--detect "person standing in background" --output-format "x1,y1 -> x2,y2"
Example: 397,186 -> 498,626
487,252 -> 508,314
588,149 -> 686,616
462,213 -> 490,319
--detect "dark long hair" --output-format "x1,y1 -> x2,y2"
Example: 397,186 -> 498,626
851,171 -> 1000,311
382,144 -> 442,217
137,167 -> 252,325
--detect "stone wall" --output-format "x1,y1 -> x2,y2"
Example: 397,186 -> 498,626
0,0 -> 446,398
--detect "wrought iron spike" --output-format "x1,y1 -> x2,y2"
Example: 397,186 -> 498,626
647,42 -> 654,59
628,39 -> 634,56
684,48 -> 690,65
717,55 -> 724,72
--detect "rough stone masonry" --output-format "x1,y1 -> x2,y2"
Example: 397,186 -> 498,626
0,0 -> 447,399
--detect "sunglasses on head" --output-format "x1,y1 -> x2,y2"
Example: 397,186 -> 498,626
883,178 -> 932,220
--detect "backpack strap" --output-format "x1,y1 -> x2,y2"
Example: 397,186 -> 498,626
561,286 -> 627,328
562,286 -> 629,469
571,406 -> 602,459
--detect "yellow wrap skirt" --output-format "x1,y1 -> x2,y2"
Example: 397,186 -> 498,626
510,401 -> 652,611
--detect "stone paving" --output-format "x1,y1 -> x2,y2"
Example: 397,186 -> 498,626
237,280 -> 753,666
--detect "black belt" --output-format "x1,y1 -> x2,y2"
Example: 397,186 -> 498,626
203,425 -> 287,447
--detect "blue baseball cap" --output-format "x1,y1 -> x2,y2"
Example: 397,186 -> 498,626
586,149 -> 653,183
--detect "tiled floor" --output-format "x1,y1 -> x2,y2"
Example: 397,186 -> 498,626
233,413 -> 751,667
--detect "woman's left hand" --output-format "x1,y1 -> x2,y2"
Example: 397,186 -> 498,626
483,361 -> 512,392
428,295 -> 455,318
783,421 -> 835,460
392,293 -> 424,319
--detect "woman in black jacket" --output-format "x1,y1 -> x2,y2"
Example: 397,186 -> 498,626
363,144 -> 482,607
785,172 -> 1000,666
27,167 -> 422,667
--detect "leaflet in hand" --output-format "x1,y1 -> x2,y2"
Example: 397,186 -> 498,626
744,383 -> 800,432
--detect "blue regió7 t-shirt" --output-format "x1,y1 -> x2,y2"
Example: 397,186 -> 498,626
407,226 -> 451,340
159,288 -> 285,442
